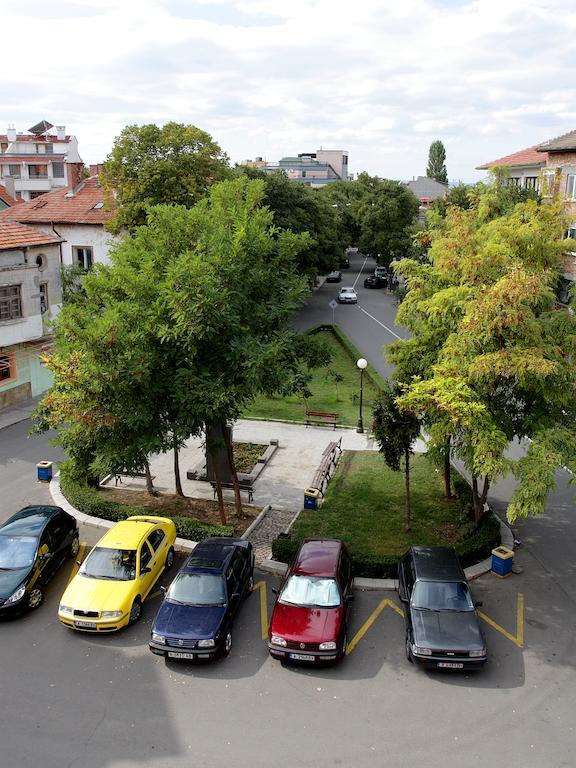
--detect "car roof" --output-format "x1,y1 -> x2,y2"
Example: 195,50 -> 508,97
0,505 -> 64,537
293,539 -> 342,578
410,546 -> 465,581
183,537 -> 247,573
96,517 -> 167,550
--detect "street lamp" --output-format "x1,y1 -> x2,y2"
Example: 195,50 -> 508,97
356,358 -> 368,433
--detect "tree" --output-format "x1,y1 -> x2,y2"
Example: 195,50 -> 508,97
391,193 -> 576,523
427,140 -> 448,184
101,122 -> 230,233
372,382 -> 421,531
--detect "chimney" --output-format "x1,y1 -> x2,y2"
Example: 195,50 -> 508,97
66,162 -> 85,190
89,163 -> 104,177
7,125 -> 16,142
3,177 -> 16,200
56,125 -> 66,140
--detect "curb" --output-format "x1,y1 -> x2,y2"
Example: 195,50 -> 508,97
241,504 -> 272,540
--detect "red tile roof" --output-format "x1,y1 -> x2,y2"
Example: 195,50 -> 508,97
0,184 -> 17,206
0,221 -> 63,250
476,145 -> 548,170
0,176 -> 113,225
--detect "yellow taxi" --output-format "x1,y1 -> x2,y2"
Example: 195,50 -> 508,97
58,516 -> 177,633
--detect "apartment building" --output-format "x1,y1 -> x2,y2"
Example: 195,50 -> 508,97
244,149 -> 349,187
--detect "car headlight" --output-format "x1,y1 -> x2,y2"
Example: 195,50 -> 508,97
5,585 -> 26,605
197,638 -> 215,648
271,635 -> 287,647
319,641 -> 337,650
59,604 -> 73,615
101,610 -> 123,619
413,645 -> 432,656
151,632 -> 166,644
470,649 -> 486,658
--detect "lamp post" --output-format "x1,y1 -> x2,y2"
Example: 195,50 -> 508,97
356,358 -> 368,433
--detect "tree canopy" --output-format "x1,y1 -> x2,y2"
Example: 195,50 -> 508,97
426,140 -> 448,184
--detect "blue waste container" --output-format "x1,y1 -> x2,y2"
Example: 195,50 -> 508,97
491,546 -> 514,577
304,487 -> 320,510
37,461 -> 53,482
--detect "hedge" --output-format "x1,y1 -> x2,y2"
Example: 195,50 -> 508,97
271,512 -> 501,579
60,464 -> 234,541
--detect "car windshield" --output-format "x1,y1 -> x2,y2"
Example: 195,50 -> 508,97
411,580 -> 474,611
80,547 -> 137,581
0,534 -> 37,569
167,572 -> 226,606
280,575 -> 341,608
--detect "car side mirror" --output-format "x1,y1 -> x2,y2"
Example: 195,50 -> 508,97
232,591 -> 241,600
160,585 -> 166,594
76,560 -> 82,567
474,601 -> 483,608
140,566 -> 151,576
271,587 -> 279,596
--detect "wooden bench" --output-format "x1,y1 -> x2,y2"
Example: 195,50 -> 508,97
305,410 -> 338,430
322,436 -> 342,461
310,438 -> 343,495
210,480 -> 254,503
114,471 -> 155,486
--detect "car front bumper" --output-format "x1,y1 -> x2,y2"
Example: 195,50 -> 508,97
0,596 -> 27,617
337,298 -> 357,304
149,640 -> 220,660
268,643 -> 343,664
58,612 -> 129,633
412,652 -> 487,670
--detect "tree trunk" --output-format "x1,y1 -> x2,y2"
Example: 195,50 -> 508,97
222,421 -> 243,517
173,434 -> 184,497
471,475 -> 490,523
144,460 -> 156,496
404,447 -> 412,532
443,437 -> 453,498
210,449 -> 227,526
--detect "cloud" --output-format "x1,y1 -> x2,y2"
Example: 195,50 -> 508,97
1,0 -> 575,182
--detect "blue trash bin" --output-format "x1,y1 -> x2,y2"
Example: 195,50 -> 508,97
491,546 -> 514,577
304,487 -> 320,510
37,461 -> 53,482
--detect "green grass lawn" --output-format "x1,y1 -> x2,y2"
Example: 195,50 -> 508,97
290,451 -> 469,557
243,329 -> 381,426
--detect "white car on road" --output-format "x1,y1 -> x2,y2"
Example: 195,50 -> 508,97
337,287 -> 358,304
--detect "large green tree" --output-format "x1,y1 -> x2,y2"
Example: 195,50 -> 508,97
426,140 -> 448,184
101,122 -> 230,232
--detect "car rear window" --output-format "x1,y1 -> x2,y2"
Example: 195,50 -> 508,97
280,575 -> 341,608
411,580 -> 474,611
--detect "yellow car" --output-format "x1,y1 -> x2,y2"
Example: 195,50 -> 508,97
58,516 -> 177,633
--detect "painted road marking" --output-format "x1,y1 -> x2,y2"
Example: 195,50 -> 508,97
352,257 -> 368,290
67,543 -> 86,585
346,599 -> 404,655
479,592 -> 524,648
255,581 -> 268,640
358,306 -> 402,340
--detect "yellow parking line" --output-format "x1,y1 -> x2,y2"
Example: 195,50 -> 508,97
255,581 -> 268,640
346,598 -> 404,655
478,592 -> 524,648
67,543 -> 86,584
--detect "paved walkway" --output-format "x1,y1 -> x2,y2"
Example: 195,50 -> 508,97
0,396 -> 41,430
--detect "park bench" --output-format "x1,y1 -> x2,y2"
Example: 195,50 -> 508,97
210,480 -> 254,504
310,437 -> 343,495
305,410 -> 338,430
113,471 -> 155,486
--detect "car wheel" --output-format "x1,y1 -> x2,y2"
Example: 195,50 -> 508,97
28,587 -> 43,610
128,598 -> 142,625
164,547 -> 175,571
405,635 -> 413,664
68,535 -> 80,558
222,629 -> 232,657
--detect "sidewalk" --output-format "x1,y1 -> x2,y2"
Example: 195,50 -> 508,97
0,396 -> 41,430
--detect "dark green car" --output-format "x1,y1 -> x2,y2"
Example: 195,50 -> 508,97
0,506 -> 79,615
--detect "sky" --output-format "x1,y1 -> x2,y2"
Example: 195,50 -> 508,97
2,0 -> 576,183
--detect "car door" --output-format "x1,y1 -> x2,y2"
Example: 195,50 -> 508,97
146,528 -> 167,572
399,554 -> 415,637
35,527 -> 56,585
138,540 -> 156,598
226,552 -> 243,617
338,550 -> 353,634
45,515 -> 68,573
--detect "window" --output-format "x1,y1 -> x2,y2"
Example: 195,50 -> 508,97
541,171 -> 556,196
8,164 -> 20,178
525,177 -> 538,190
73,246 -> 93,270
565,225 -> 576,241
0,142 -> 8,152
0,285 -> 22,321
139,542 -> 153,572
0,352 -> 16,383
28,164 -> 48,179
52,162 -> 64,179
45,143 -> 53,154
566,174 -> 576,201
507,177 -> 520,187
39,283 -> 49,314
279,576 -> 341,608
147,530 -> 165,553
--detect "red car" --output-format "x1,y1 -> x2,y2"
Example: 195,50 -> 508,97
268,539 -> 353,665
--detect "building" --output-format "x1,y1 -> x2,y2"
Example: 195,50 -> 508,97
245,149 -> 349,187
0,176 -> 116,269
477,129 -> 576,298
0,120 -> 84,202
403,176 -> 449,221
0,221 -> 63,409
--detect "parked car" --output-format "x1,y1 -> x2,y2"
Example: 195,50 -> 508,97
364,274 -> 387,289
374,266 -> 388,280
340,257 -> 350,269
326,270 -> 342,283
0,506 -> 79,616
337,286 -> 358,304
149,537 -> 254,660
58,516 -> 176,633
268,539 -> 353,665
398,546 -> 487,670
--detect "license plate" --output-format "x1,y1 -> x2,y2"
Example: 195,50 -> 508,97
438,662 -> 464,669
74,620 -> 97,629
168,651 -> 195,659
289,653 -> 315,661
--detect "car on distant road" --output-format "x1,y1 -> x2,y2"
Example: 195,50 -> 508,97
398,546 -> 487,670
268,539 -> 353,665
364,274 -> 387,289
58,516 -> 176,633
326,270 -> 342,283
340,257 -> 350,268
149,537 -> 254,660
337,286 -> 358,304
374,266 -> 388,280
0,505 -> 79,616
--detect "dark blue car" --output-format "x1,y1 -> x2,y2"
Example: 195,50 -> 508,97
149,537 -> 254,661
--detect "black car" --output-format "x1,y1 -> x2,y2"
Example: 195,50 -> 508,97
364,275 -> 387,289
326,270 -> 342,283
340,257 -> 350,269
398,546 -> 487,670
149,537 -> 254,661
0,506 -> 79,615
